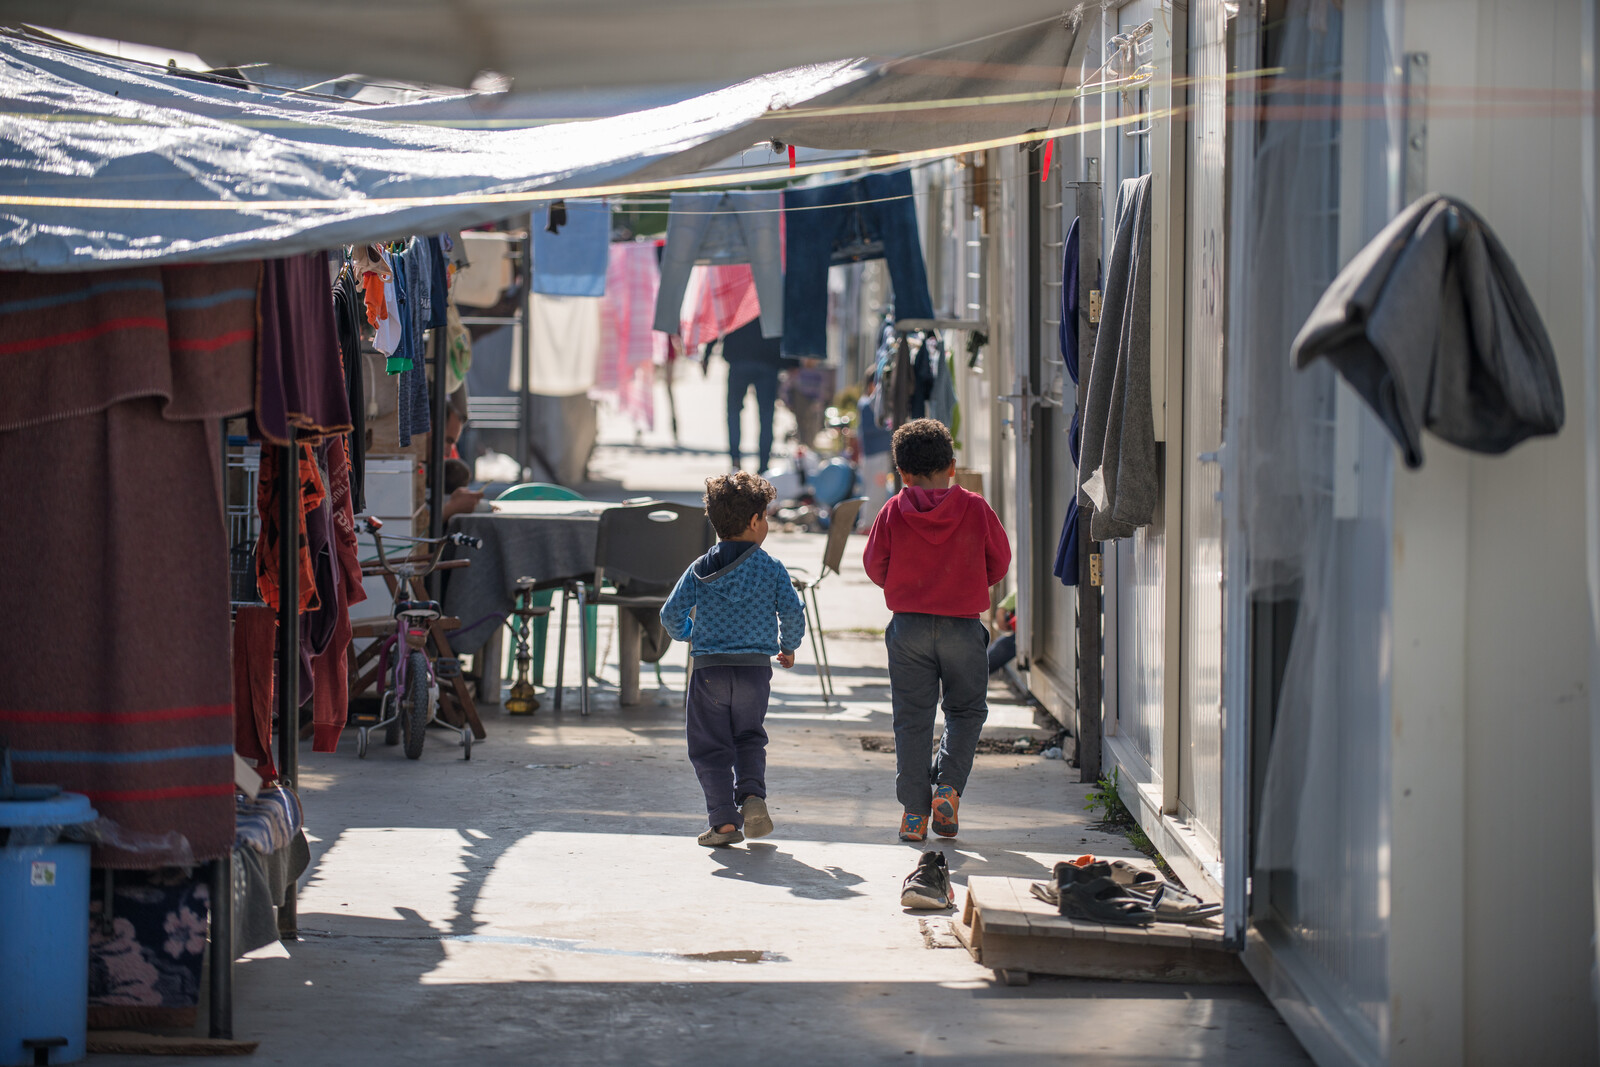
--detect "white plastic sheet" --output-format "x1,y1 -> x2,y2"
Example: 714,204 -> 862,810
0,36 -> 864,270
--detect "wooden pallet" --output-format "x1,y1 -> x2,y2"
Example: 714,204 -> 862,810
954,875 -> 1251,986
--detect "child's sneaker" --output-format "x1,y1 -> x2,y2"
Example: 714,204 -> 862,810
741,796 -> 774,839
899,812 -> 928,842
931,784 -> 960,837
900,850 -> 955,909
697,826 -> 745,847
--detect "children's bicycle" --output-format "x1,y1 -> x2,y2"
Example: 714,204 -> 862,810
355,516 -> 480,761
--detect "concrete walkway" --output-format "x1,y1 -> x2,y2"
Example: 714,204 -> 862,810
105,387 -> 1307,1065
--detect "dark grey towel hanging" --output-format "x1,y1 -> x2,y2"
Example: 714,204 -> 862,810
1291,193 -> 1564,468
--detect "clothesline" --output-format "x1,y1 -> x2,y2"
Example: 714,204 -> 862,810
611,193 -> 915,214
589,155 -> 1096,215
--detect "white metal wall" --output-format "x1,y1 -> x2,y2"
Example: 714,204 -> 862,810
1033,159 -> 1079,694
1386,0 -> 1596,1061
1178,0 -> 1228,852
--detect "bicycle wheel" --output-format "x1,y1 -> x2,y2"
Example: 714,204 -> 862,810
402,649 -> 430,760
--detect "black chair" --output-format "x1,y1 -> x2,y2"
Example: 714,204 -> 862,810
553,501 -> 715,715
788,497 -> 866,706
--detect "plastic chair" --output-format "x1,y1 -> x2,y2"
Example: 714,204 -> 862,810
493,482 -> 596,684
497,483 -> 584,503
554,502 -> 715,715
789,497 -> 866,705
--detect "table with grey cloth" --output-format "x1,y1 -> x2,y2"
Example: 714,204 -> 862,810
442,500 -> 671,705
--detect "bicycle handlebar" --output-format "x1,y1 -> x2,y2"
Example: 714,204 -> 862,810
358,515 -> 477,578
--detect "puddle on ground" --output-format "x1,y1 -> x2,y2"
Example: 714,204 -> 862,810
679,949 -> 774,964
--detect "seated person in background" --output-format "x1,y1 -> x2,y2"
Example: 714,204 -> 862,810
421,393 -> 484,528
442,459 -> 482,523
411,458 -> 483,561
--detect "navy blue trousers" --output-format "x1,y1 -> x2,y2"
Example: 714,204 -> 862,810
685,664 -> 772,829
727,361 -> 778,473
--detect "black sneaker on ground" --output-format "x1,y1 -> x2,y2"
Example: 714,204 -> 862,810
900,849 -> 955,910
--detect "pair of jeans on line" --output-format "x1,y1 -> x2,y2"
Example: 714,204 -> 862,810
886,613 -> 990,815
685,664 -> 772,829
782,169 -> 935,359
654,190 -> 784,339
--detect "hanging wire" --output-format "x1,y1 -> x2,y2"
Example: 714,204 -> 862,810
3,25 -> 462,105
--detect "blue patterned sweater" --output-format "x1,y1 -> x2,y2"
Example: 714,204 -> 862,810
660,542 -> 805,660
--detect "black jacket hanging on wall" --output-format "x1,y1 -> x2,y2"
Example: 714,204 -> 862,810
1291,193 -> 1564,468
1077,175 -> 1156,542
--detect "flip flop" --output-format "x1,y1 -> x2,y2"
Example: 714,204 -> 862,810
1149,882 -> 1223,922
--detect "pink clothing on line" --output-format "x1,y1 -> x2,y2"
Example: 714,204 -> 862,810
680,264 -> 762,350
596,241 -> 665,429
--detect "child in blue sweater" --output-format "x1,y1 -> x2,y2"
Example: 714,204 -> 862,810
661,471 -> 806,847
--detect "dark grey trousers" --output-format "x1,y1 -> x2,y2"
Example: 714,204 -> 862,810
685,664 -> 771,829
885,613 -> 990,814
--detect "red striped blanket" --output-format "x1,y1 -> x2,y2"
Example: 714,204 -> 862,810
0,266 -> 256,866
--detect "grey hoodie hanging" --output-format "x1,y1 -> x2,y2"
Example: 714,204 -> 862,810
1290,193 -> 1563,468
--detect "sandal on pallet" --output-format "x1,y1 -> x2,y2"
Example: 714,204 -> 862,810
1054,861 -> 1157,926
1107,858 -> 1165,892
1148,882 -> 1223,923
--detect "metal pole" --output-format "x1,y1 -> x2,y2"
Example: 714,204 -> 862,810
1074,179 -> 1103,785
429,316 -> 449,602
276,436 -> 299,939
516,220 -> 534,480
208,854 -> 234,1039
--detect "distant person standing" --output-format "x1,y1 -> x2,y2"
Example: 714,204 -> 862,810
718,318 -> 784,473
856,371 -> 893,525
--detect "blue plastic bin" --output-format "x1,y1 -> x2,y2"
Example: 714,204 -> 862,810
0,790 -> 97,1067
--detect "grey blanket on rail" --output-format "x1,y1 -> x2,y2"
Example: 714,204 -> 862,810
442,509 -> 673,662
1291,193 -> 1564,467
1078,174 -> 1156,541
443,510 -> 602,655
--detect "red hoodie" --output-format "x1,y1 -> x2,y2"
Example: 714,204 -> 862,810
862,485 -> 1011,616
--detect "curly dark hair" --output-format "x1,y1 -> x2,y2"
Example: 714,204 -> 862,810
703,470 -> 776,539
892,418 -> 955,478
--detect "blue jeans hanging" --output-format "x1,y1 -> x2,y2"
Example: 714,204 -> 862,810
782,170 -> 933,359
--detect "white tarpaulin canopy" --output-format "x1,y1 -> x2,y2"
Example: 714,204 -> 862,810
0,0 -> 1080,91
0,15 -> 1084,271
0,35 -> 867,270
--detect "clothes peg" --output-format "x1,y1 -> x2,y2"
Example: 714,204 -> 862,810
1041,139 -> 1054,182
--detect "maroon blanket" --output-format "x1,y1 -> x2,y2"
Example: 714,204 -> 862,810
251,252 -> 352,445
0,266 -> 255,866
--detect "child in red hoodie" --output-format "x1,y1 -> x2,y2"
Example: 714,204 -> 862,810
863,418 -> 1011,842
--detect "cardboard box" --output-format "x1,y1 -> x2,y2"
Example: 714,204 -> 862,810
954,468 -> 985,497
364,410 -> 425,459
